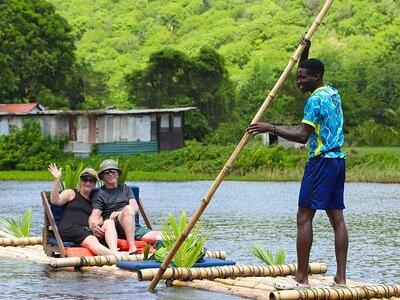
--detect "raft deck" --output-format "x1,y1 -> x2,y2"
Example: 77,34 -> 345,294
0,244 -> 399,300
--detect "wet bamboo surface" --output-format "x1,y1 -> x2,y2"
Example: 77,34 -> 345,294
0,245 -> 226,268
0,236 -> 42,246
172,275 -> 400,300
0,244 -> 50,264
139,263 -> 327,281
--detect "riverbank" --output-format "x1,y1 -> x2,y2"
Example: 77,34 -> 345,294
1,146 -> 399,183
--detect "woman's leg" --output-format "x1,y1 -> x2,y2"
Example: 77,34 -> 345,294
80,235 -> 117,255
102,219 -> 118,251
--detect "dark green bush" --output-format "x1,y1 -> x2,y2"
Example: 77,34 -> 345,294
347,120 -> 400,147
0,120 -> 68,170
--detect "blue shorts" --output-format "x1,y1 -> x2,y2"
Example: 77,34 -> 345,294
299,156 -> 346,210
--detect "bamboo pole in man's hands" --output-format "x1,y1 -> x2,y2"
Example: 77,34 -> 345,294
148,0 -> 335,291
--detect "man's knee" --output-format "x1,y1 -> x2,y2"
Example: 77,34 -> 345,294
121,205 -> 137,217
102,219 -> 114,230
326,210 -> 346,231
297,207 -> 315,228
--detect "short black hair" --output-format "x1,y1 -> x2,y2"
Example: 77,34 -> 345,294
298,58 -> 325,77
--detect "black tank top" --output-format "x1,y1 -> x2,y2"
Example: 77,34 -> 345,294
59,190 -> 92,231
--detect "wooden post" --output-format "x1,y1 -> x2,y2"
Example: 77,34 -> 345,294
148,0 -> 335,291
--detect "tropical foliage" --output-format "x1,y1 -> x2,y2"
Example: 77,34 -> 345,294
0,0 -> 81,108
155,209 -> 209,267
251,244 -> 286,266
0,209 -> 32,237
117,161 -> 130,185
0,120 -> 68,171
127,47 -> 235,139
60,163 -> 84,190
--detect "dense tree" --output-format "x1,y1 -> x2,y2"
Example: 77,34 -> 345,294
127,47 -> 235,139
0,0 -> 78,107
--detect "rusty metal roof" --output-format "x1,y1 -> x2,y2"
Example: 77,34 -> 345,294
0,106 -> 196,116
0,103 -> 45,114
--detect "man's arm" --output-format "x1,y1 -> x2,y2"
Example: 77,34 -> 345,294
299,37 -> 311,63
247,122 -> 314,144
89,209 -> 105,238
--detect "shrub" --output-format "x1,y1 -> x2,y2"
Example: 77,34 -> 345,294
0,120 -> 68,170
347,120 -> 400,147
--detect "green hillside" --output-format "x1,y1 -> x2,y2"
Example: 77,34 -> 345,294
47,0 -> 400,107
2,0 -> 399,145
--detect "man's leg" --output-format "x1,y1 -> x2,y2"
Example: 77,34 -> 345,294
102,219 -> 118,251
295,206 -> 316,284
81,235 -> 118,255
326,209 -> 348,284
118,205 -> 138,253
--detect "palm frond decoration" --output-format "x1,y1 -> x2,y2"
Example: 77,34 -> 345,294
155,209 -> 210,268
60,163 -> 84,190
118,161 -> 130,185
251,244 -> 286,266
0,208 -> 32,237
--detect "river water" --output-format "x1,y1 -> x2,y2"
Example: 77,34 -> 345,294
0,181 -> 399,299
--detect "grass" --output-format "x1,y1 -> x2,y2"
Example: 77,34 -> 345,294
0,147 -> 399,183
1,167 -> 399,183
344,147 -> 400,156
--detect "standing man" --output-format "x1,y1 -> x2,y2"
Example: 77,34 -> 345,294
247,39 -> 348,288
89,159 -> 142,254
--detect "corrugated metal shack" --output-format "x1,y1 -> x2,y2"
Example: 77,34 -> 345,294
0,104 -> 196,156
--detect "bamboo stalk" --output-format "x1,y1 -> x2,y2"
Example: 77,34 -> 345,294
172,279 -> 270,300
204,250 -> 226,260
213,277 -> 275,291
270,284 -> 400,300
140,263 -> 327,281
147,0 -> 335,291
49,253 -> 143,268
0,236 -> 42,246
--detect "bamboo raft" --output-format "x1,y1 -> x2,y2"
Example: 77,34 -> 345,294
1,239 -> 399,299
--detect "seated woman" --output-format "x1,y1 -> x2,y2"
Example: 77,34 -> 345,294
48,163 -> 120,255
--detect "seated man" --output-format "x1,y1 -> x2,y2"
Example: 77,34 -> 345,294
89,159 -> 160,254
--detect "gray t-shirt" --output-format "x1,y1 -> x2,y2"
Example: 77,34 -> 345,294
92,184 -> 134,219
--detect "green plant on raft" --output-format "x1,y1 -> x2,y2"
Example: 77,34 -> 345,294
0,209 -> 32,237
156,209 -> 210,267
118,161 -> 130,185
250,244 -> 286,266
60,163 -> 84,190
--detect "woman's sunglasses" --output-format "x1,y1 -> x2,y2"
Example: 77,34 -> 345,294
81,178 -> 96,183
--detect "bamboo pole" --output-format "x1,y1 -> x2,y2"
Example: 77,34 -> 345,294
50,253 -> 143,268
172,279 -> 270,300
49,251 -> 223,268
148,0 -> 335,291
270,284 -> 400,300
204,250 -> 226,260
213,277 -> 276,291
0,236 -> 42,246
140,263 -> 327,281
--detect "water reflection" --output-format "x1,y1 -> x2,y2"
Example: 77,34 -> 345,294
0,181 -> 399,298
